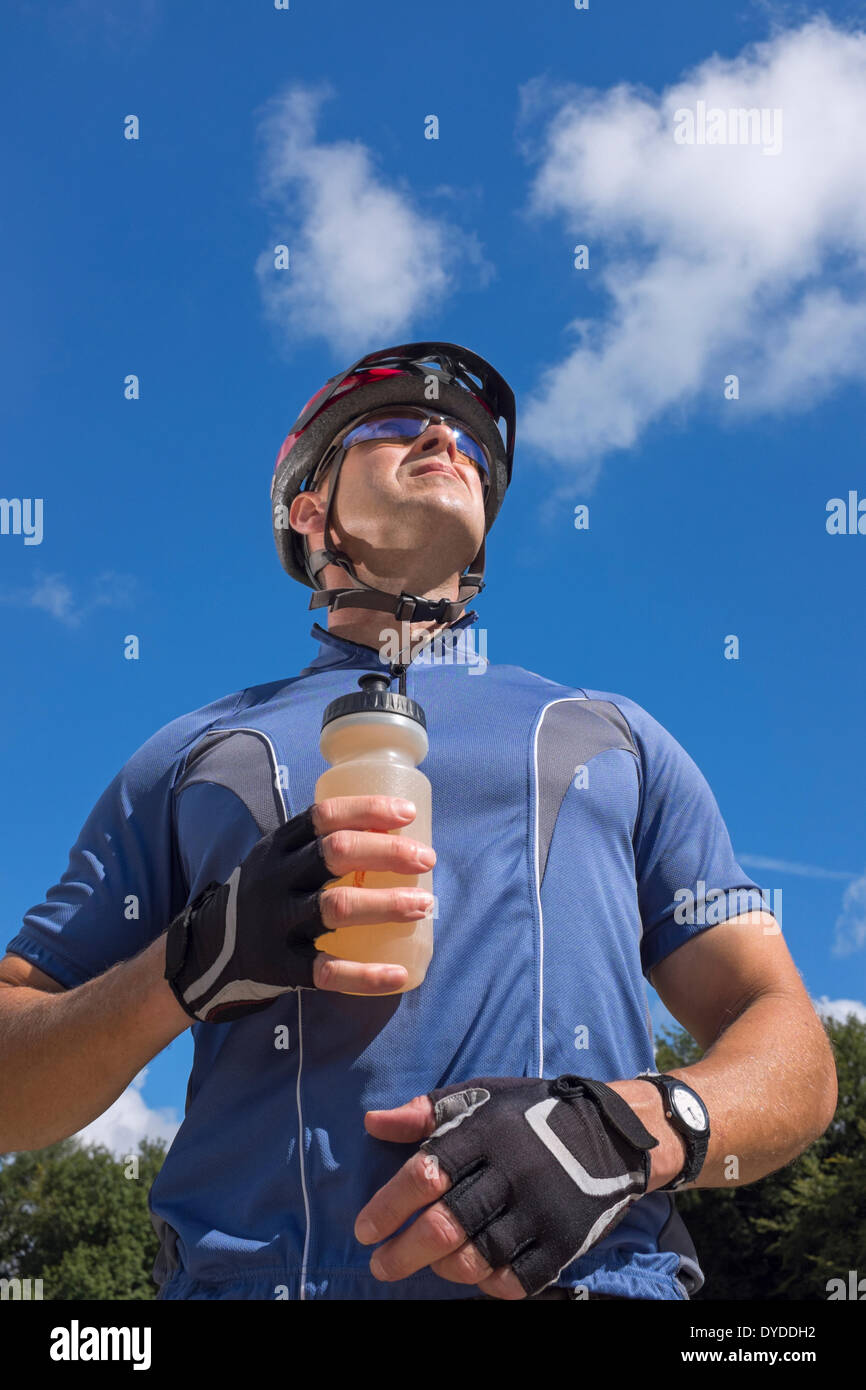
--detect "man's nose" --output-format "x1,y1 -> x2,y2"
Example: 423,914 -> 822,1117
412,420 -> 458,460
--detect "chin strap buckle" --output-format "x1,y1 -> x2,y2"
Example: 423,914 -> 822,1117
395,593 -> 452,623
393,593 -> 417,622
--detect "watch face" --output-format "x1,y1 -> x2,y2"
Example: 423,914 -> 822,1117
671,1085 -> 708,1132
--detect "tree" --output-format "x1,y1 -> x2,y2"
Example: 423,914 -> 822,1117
0,1138 -> 167,1300
656,1011 -> 866,1299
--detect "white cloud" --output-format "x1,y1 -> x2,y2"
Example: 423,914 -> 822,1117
738,854 -> 858,881
16,0 -> 160,48
739,856 -> 865,957
812,995 -> 866,1025
29,575 -> 76,623
253,84 -> 489,357
520,19 -> 866,484
0,571 -> 136,627
72,1069 -> 179,1158
832,869 -> 866,956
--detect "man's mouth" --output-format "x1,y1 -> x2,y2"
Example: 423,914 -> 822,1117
409,459 -> 459,481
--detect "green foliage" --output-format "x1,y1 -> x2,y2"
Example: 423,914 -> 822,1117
656,1011 -> 866,1299
0,1137 -> 167,1300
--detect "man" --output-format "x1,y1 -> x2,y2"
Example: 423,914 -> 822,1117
0,342 -> 837,1302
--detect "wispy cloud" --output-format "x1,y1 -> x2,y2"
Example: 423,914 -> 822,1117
519,19 -> 866,489
812,995 -> 866,1025
16,0 -> 160,48
740,855 -> 865,956
738,854 -> 858,881
253,83 -> 490,357
72,1069 -> 179,1158
832,870 -> 866,957
0,571 -> 136,627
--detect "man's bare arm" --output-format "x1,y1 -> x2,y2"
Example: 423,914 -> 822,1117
608,911 -> 839,1190
0,793 -> 446,1151
0,941 -> 191,1152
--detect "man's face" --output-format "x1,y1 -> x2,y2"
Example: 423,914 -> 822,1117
306,409 -> 488,573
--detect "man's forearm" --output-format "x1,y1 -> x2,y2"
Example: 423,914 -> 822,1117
0,935 -> 191,1152
609,990 -> 838,1191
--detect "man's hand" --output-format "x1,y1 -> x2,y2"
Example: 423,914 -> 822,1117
355,1074 -> 660,1299
357,1092 -> 528,1300
164,795 -> 435,1022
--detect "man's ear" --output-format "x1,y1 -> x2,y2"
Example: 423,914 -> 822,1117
289,489 -> 326,536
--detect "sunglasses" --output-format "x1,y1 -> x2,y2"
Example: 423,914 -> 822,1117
340,408 -> 490,483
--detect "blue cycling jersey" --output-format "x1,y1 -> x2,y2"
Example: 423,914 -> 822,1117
7,611 -> 771,1301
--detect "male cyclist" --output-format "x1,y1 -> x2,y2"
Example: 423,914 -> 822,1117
0,343 -> 837,1301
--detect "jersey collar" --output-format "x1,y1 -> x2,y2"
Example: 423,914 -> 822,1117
304,609 -> 481,671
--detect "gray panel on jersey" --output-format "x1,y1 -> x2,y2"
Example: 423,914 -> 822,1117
536,700 -> 639,885
175,730 -> 284,837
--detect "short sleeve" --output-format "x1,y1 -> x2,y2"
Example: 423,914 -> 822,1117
603,694 -> 775,979
4,690 -> 246,989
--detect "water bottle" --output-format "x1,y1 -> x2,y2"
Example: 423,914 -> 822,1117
313,673 -> 432,994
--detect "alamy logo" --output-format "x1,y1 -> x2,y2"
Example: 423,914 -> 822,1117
377,623 -> 488,673
826,492 -> 866,534
826,1270 -> 865,1300
49,1320 -> 152,1371
673,101 -> 783,155
0,497 -> 43,545
673,882 -> 781,928
0,1277 -> 43,1299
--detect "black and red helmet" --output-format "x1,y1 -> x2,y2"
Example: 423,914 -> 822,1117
270,342 -> 516,623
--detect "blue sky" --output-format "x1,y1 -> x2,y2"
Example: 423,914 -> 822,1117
1,0 -> 864,1153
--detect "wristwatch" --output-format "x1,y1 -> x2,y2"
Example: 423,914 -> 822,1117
636,1071 -> 710,1190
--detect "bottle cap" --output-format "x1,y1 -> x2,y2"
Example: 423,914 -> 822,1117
321,672 -> 427,731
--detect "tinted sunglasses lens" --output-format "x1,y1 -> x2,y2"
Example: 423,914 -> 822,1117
343,413 -> 489,480
453,430 -> 488,477
343,416 -> 426,447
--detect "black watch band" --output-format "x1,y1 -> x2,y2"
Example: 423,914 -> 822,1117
636,1071 -> 710,1190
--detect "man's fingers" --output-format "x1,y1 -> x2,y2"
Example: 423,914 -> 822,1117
429,1241 -> 496,1286
319,884 -> 433,931
362,1093 -> 434,1142
308,795 -> 436,879
313,955 -> 408,994
355,1146 -> 450,1244
310,794 -> 418,837
319,826 -> 436,878
474,1267 -> 529,1300
367,1200 -> 467,1283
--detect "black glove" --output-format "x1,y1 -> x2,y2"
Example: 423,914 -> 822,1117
419,1073 -> 659,1297
164,806 -> 334,1023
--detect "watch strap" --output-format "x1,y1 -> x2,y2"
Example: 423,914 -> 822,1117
636,1071 -> 710,1190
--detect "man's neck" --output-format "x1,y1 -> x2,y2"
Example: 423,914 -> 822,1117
325,606 -> 462,659
317,558 -> 469,658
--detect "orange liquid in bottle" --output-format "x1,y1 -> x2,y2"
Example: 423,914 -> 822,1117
314,713 -> 433,995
